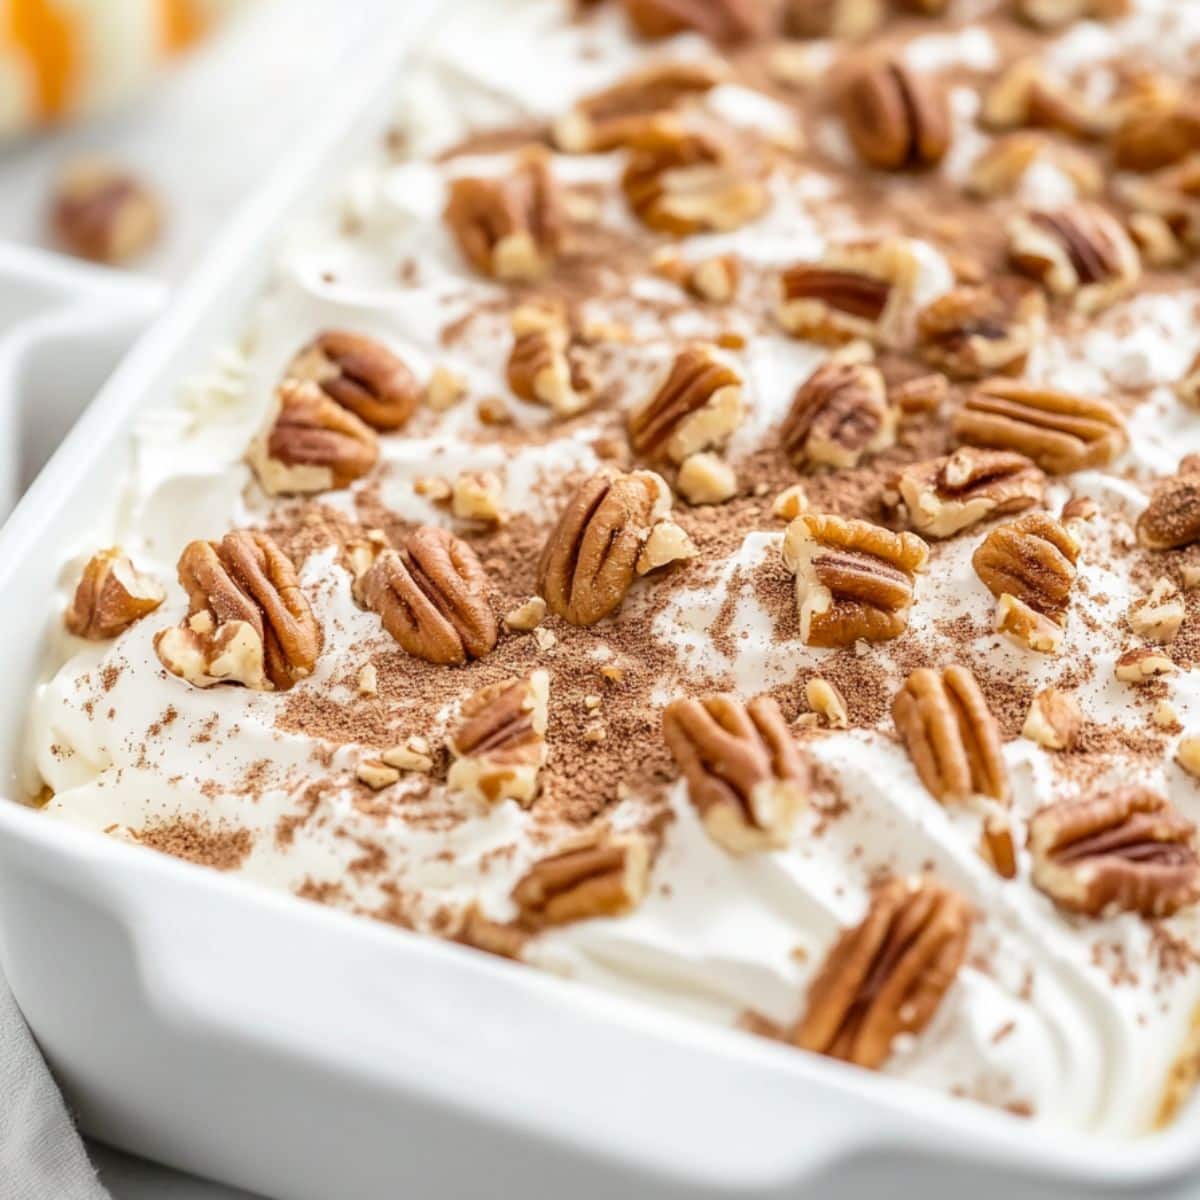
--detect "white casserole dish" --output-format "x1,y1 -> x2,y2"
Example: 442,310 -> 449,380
1,7 -> 1200,1198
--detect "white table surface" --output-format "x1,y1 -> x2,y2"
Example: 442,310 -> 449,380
6,3 -> 1200,1197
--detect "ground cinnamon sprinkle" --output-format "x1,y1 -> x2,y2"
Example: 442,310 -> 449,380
138,818 -> 253,871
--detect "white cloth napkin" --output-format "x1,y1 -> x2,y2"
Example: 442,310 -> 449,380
0,969 -> 110,1200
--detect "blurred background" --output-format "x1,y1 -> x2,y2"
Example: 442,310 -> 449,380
0,3 -> 390,1194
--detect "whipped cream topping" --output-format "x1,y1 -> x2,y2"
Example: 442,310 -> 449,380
28,0 -> 1200,1137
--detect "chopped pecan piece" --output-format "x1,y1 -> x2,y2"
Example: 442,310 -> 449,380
629,345 -> 743,464
1181,352 -> 1200,408
1029,789 -> 1200,918
1119,157 -> 1200,264
676,452 -> 738,506
916,279 -> 1044,381
506,304 -> 594,417
1137,458 -> 1200,550
982,59 -> 1112,140
1114,646 -> 1174,685
781,513 -> 929,647
838,56 -> 951,171
50,160 -> 160,264
513,828 -> 655,927
885,447 -> 1045,539
973,512 -> 1078,653
1129,577 -> 1185,644
286,331 -> 419,431
1007,203 -> 1140,313
1111,87 -> 1200,173
621,118 -> 766,236
781,361 -> 895,470
155,531 -> 321,691
778,239 -> 920,347
1022,687 -> 1083,751
538,470 -> 675,625
65,549 -> 164,640
663,694 -> 809,854
792,877 -> 972,1069
966,132 -> 1101,200
248,380 -> 379,495
981,812 -> 1018,880
553,59 -> 726,153
447,672 -> 549,807
358,526 -> 498,665
783,0 -> 883,38
892,665 -> 1008,804
953,379 -> 1126,475
444,150 -> 564,281
621,0 -> 765,43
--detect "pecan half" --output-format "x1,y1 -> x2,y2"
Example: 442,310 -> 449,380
538,470 -> 675,626
953,379 -> 1126,475
973,512 -> 1079,653
50,160 -> 160,264
885,447 -> 1045,539
781,361 -> 895,470
838,56 -> 951,171
778,238 -> 920,346
781,513 -> 929,647
444,150 -> 564,281
1007,203 -> 1141,313
447,672 -> 549,807
553,59 -> 726,153
663,694 -> 809,854
621,118 -> 766,236
512,828 -> 655,927
622,0 -> 765,43
792,876 -> 972,1070
1137,458 -> 1200,550
915,279 -> 1044,381
892,665 -> 1008,804
358,526 -> 498,665
629,344 -> 743,464
1111,88 -> 1200,174
1029,789 -> 1200,918
248,380 -> 379,495
65,549 -> 164,640
506,304 -> 594,417
155,531 -> 321,691
286,331 -> 419,431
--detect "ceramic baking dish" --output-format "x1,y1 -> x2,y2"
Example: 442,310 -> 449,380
1,8 -> 1200,1199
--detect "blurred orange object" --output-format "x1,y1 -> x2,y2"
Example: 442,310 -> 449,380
0,0 -> 246,135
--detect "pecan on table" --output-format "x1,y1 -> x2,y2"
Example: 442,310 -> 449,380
358,526 -> 498,665
782,361 -> 895,471
885,447 -> 1045,539
973,511 -> 1079,654
286,331 -> 420,431
915,279 -> 1044,381
777,238 -> 920,347
553,59 -> 727,153
155,531 -> 321,691
791,876 -> 972,1069
620,117 -> 767,236
663,693 -> 809,854
65,548 -> 164,640
248,380 -> 379,496
448,672 -> 549,807
953,379 -> 1126,475
538,470 -> 682,626
781,513 -> 929,647
513,827 -> 656,927
1028,789 -> 1200,918
628,344 -> 743,464
444,149 -> 564,281
892,665 -> 1009,805
1007,202 -> 1141,313
838,56 -> 951,171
